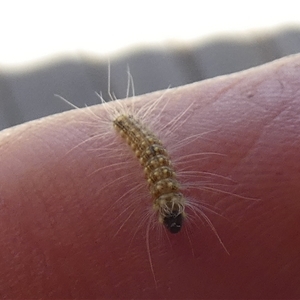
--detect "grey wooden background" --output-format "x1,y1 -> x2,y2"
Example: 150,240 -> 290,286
0,27 -> 299,130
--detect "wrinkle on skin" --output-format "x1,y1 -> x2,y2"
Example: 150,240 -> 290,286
0,54 -> 300,298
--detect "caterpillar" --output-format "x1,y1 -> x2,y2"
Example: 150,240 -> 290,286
57,70 -> 234,245
56,67 -> 255,290
113,114 -> 185,233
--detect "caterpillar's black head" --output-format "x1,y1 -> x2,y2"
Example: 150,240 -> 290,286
163,212 -> 183,234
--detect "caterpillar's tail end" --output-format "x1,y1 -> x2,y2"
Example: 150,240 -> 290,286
164,212 -> 183,234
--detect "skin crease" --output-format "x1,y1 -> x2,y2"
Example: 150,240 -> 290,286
0,54 -> 300,298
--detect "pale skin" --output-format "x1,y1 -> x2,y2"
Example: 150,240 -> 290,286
0,54 -> 300,298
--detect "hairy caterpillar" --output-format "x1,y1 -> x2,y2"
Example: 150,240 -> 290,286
57,67 -> 253,288
113,113 -> 186,233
